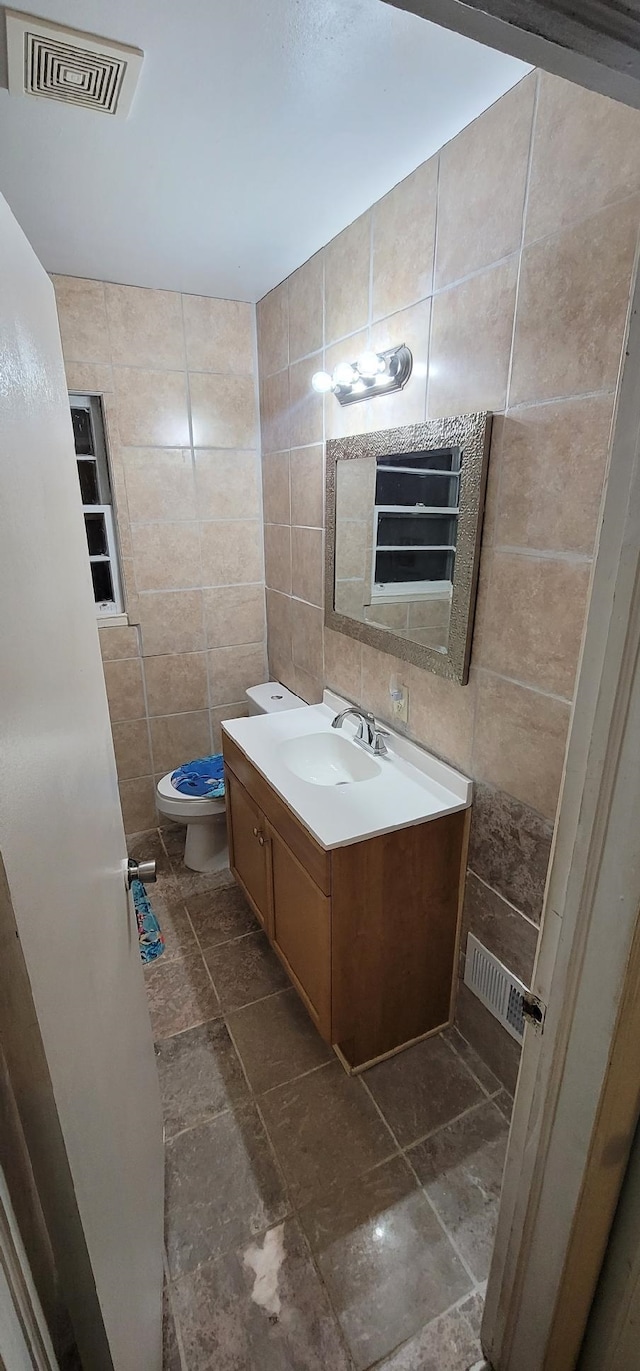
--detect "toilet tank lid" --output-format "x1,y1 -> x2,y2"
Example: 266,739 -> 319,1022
245,682 -> 307,713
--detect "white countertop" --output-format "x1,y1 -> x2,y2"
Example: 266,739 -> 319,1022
222,689 -> 472,851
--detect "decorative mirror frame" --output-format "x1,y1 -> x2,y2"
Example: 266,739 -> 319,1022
325,413 -> 492,685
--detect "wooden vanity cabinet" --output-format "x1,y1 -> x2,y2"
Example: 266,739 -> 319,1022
225,770 -> 271,930
223,733 -> 468,1071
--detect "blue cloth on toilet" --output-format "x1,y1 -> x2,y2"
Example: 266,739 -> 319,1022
170,752 -> 225,799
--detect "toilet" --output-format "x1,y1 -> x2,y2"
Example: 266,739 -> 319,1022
155,682 -> 306,872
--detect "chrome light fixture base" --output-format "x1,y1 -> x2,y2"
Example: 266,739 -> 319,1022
313,344 -> 413,406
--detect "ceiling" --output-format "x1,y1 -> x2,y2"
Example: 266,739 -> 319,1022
0,0 -> 528,302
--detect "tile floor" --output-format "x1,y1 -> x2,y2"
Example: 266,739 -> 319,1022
129,829 -> 512,1371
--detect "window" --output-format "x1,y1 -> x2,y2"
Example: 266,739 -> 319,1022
69,394 -> 123,618
370,446 -> 461,603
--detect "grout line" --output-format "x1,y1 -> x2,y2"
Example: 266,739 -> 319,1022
466,869 -> 542,931
425,151 -> 440,420
357,1073 -> 410,1157
504,70 -> 540,415
442,1029 -> 498,1098
506,385 -> 616,413
474,663 -> 573,706
400,1093 -> 504,1160
491,544 -> 592,564
365,1283 -> 486,1371
404,1148 -> 480,1289
163,1256 -> 189,1371
256,1056 -> 336,1100
164,1098 -> 238,1144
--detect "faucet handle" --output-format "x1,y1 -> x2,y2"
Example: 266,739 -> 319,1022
372,727 -> 390,755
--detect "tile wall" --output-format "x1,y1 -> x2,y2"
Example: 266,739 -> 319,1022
52,278 -> 266,834
256,71 -> 640,1087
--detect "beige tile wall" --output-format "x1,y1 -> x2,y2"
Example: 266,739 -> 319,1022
52,277 -> 266,834
256,71 -> 640,1084
257,70 -> 640,814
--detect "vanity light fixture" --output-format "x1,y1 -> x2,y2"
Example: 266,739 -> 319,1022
312,343 -> 413,406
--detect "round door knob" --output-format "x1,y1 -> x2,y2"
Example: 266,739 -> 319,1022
127,857 -> 157,887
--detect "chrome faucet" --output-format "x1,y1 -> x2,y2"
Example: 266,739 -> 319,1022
331,706 -> 390,756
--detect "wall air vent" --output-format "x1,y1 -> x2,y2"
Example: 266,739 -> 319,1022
5,10 -> 143,118
463,934 -> 528,1042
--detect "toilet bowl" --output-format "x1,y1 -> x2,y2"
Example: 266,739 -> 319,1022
155,682 -> 306,872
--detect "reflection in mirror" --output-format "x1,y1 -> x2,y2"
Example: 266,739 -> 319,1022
335,446 -> 463,652
326,415 -> 491,685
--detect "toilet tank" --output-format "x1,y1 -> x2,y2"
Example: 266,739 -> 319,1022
245,682 -> 307,715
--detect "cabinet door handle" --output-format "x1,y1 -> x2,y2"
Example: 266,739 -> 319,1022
252,826 -> 259,837
257,833 -> 265,846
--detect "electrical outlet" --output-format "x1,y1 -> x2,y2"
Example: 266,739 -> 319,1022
390,680 -> 408,725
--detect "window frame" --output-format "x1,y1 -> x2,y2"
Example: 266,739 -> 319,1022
69,393 -> 124,620
369,455 -> 461,604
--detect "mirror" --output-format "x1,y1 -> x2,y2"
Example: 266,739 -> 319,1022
325,414 -> 492,685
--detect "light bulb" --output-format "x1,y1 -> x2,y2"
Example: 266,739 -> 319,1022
311,370 -> 333,394
356,351 -> 384,381
332,361 -> 356,389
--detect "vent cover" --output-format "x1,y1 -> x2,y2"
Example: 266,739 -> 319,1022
6,10 -> 143,117
463,934 -> 527,1042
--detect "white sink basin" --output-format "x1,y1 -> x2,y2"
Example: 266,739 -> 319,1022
222,691 -> 472,850
279,731 -> 382,786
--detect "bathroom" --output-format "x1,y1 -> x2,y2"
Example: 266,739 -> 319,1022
2,3 -> 640,1370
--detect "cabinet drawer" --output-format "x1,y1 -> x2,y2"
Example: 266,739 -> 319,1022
269,823 -> 331,1041
226,771 -> 270,929
223,734 -> 331,896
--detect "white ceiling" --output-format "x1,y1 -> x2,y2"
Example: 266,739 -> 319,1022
0,0 -> 528,302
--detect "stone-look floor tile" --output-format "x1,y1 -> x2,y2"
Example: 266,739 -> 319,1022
156,1021 -> 250,1139
203,929 -> 289,1011
163,1287 -> 182,1371
493,1090 -> 514,1124
366,1036 -> 485,1148
165,1104 -> 289,1278
128,827 -> 173,876
409,1101 -> 509,1282
228,988 -> 332,1094
171,1218 -> 351,1371
377,1292 -> 484,1371
299,1156 -> 471,1370
161,824 -> 189,862
145,952 -> 220,1041
154,888 -> 199,961
260,1061 -> 395,1207
457,1289 -> 484,1337
443,1028 -> 501,1097
170,857 -> 236,901
187,883 -> 258,948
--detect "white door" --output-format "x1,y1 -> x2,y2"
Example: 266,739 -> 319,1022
0,195 -> 164,1369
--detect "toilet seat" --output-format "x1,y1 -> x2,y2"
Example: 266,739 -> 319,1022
156,771 -> 226,819
153,683 -> 304,871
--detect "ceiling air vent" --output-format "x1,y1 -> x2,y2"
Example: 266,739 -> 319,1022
5,10 -> 143,118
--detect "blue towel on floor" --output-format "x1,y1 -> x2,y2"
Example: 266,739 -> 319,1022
132,879 -> 165,965
170,752 -> 225,799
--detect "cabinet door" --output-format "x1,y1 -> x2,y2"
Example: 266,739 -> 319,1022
226,770 -> 270,930
269,824 -> 331,1040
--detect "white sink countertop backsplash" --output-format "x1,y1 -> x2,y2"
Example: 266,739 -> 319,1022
222,689 -> 472,851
